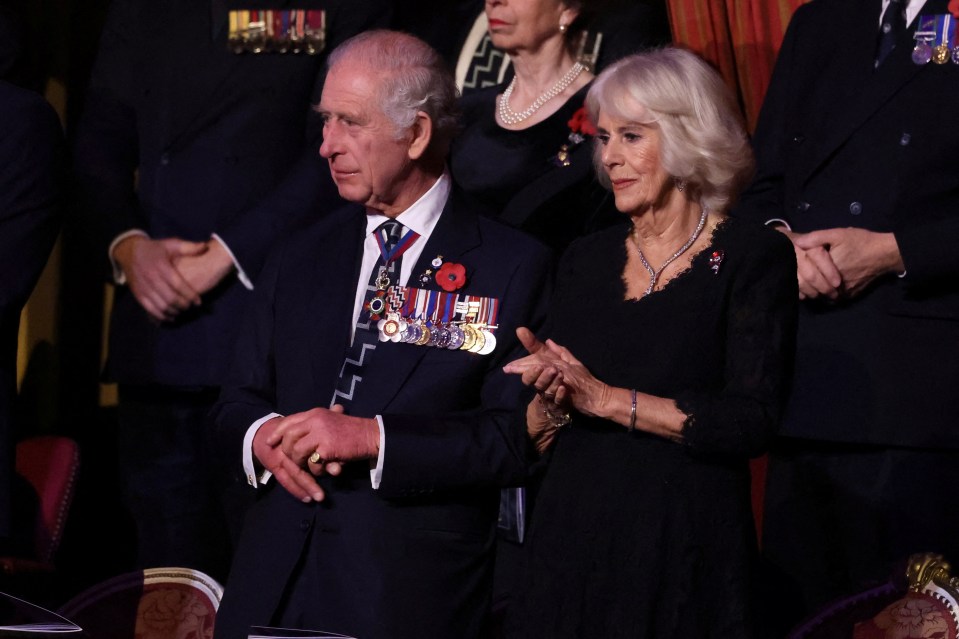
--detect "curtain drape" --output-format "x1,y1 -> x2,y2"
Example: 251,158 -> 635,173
666,0 -> 805,132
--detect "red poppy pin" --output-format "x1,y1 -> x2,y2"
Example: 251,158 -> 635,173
556,106 -> 597,167
951,0 -> 959,18
567,107 -> 597,137
435,261 -> 467,291
709,250 -> 725,275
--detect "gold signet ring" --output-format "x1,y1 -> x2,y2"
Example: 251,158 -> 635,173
309,452 -> 323,464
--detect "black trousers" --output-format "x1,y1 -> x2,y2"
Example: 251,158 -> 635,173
760,438 -> 959,635
116,384 -> 244,582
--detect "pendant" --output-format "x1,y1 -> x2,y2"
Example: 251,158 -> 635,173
375,266 -> 391,290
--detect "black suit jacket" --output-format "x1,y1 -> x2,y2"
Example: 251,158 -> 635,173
0,81 -> 62,539
212,194 -> 552,639
735,0 -> 959,448
72,0 -> 389,386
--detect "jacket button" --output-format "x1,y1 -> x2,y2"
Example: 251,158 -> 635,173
900,133 -> 911,146
160,153 -> 170,166
795,201 -> 810,213
849,201 -> 862,215
792,135 -> 805,144
300,519 -> 310,531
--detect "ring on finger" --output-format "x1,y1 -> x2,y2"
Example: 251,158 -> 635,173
308,451 -> 324,465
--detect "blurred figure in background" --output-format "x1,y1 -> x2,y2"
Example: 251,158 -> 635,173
735,0 -> 959,631
0,78 -> 63,554
72,0 -> 390,580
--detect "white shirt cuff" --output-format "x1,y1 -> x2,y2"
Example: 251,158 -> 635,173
243,412 -> 282,487
371,415 -> 385,489
764,218 -> 792,232
108,229 -> 149,284
211,233 -> 253,291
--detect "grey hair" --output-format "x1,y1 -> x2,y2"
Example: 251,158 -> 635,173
586,47 -> 754,212
327,30 -> 460,155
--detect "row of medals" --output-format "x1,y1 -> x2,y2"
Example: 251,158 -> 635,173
913,38 -> 959,64
377,313 -> 498,356
228,29 -> 325,55
227,10 -> 325,55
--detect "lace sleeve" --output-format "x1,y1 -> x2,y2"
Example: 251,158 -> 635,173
675,231 -> 798,458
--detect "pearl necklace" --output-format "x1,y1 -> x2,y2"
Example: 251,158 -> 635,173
635,207 -> 708,297
497,62 -> 585,126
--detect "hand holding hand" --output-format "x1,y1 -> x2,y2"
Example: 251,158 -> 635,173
779,229 -> 842,300
252,416 -> 326,503
794,228 -> 904,298
175,238 -> 236,296
113,235 -> 206,321
266,405 -> 379,470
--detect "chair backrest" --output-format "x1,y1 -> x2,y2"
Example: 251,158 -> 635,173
58,567 -> 223,639
788,553 -> 959,639
852,554 -> 959,639
15,435 -> 80,563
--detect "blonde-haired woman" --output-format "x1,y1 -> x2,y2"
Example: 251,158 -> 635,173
504,48 -> 798,638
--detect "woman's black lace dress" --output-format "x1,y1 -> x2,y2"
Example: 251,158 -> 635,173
509,218 -> 798,638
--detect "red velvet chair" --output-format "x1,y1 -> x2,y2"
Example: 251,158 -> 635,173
1,435 -> 80,574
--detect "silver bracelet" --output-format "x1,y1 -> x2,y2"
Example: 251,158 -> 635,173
629,389 -> 637,432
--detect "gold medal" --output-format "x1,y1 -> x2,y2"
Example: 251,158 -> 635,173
460,325 -> 478,351
416,325 -> 432,346
934,43 -> 950,64
467,325 -> 486,353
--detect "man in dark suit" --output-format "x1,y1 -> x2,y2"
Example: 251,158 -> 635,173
211,30 -> 551,639
735,0 -> 959,628
72,0 -> 390,579
0,79 -> 62,551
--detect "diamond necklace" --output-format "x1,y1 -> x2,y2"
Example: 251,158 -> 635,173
635,207 -> 708,298
497,61 -> 585,126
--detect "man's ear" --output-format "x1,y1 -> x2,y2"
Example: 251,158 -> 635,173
407,111 -> 433,161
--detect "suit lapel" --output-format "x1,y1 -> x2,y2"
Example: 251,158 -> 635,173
309,206 -> 367,402
804,0 -> 944,178
348,192 -> 484,414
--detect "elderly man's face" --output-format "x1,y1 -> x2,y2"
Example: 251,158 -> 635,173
318,59 -> 415,216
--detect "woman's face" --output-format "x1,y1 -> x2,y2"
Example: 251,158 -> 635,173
596,110 -> 673,215
485,0 -> 577,54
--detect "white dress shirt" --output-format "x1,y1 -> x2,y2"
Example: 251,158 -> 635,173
880,0 -> 923,28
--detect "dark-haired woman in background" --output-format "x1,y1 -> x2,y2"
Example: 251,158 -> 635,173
504,48 -> 798,638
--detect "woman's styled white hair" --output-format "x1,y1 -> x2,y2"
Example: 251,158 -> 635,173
586,47 -> 754,212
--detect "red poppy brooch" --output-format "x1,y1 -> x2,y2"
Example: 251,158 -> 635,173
555,106 -> 597,167
951,0 -> 959,18
435,261 -> 467,291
